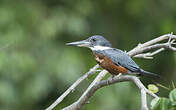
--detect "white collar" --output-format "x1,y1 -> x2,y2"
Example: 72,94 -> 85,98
89,46 -> 111,51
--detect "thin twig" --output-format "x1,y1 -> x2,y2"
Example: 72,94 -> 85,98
134,48 -> 165,59
62,70 -> 108,110
46,64 -> 100,110
128,33 -> 176,56
47,33 -> 176,110
62,75 -> 159,110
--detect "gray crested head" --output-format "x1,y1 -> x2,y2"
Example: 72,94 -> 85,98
66,35 -> 112,50
86,35 -> 112,47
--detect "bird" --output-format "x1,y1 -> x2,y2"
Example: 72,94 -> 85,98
66,35 -> 160,77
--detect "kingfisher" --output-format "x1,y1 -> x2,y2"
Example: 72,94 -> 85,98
66,35 -> 159,77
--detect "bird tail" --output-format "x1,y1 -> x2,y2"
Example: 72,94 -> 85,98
139,69 -> 160,78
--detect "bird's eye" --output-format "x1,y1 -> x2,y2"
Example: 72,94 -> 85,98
92,38 -> 96,42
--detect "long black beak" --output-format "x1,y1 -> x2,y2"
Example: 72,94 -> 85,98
66,40 -> 91,47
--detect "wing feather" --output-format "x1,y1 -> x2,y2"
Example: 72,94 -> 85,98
103,49 -> 140,72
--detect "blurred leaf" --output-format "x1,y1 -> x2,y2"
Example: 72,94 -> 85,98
160,98 -> 172,110
0,80 -> 17,104
156,83 -> 170,91
169,89 -> 176,102
148,84 -> 159,93
151,98 -> 161,110
0,0 -> 176,110
172,101 -> 176,108
171,81 -> 176,89
151,98 -> 172,110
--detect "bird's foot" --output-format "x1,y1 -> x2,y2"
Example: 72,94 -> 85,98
106,73 -> 122,85
106,75 -> 113,85
106,74 -> 116,84
110,74 -> 115,79
117,73 -> 122,77
95,69 -> 102,72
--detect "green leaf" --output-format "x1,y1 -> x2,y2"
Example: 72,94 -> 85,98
171,101 -> 176,108
151,98 -> 161,110
171,81 -> 176,89
148,84 -> 159,93
151,98 -> 173,110
160,98 -> 172,110
169,89 -> 176,102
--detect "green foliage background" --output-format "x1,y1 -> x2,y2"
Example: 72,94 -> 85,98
0,0 -> 176,110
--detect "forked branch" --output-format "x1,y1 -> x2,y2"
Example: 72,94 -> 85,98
46,33 -> 176,110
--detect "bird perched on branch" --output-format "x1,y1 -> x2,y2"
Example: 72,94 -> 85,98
66,35 -> 159,77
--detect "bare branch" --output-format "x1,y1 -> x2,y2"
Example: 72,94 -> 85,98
141,89 -> 148,110
134,48 -> 165,59
46,33 -> 176,110
130,33 -> 176,59
62,75 -> 159,110
62,70 -> 108,110
128,33 -> 176,56
134,41 -> 176,60
46,64 -> 100,110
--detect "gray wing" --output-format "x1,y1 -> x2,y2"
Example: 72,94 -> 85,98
103,48 -> 141,72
